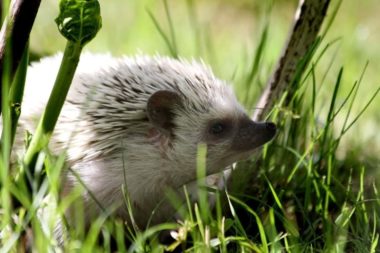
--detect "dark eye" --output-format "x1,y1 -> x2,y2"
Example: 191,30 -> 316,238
210,122 -> 225,135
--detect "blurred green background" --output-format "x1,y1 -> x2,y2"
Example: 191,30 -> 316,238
30,0 -> 379,166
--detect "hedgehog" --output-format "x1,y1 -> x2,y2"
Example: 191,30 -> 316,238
18,53 -> 276,234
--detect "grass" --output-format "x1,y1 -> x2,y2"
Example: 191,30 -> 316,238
1,0 -> 380,252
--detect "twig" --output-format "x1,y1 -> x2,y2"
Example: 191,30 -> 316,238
253,0 -> 330,121
225,0 -> 332,194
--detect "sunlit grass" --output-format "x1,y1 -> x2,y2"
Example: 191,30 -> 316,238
1,0 -> 379,252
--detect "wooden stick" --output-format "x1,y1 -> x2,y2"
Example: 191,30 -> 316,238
224,0 -> 332,194
253,0 -> 330,121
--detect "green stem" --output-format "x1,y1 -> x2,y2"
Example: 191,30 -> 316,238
7,43 -> 29,149
23,41 -> 82,167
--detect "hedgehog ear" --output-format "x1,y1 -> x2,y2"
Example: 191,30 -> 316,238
147,90 -> 182,135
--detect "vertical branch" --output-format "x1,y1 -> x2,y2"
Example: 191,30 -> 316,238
225,0 -> 332,195
0,0 -> 41,111
253,0 -> 330,121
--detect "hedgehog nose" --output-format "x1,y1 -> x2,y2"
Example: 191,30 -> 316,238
231,119 -> 277,151
265,122 -> 276,131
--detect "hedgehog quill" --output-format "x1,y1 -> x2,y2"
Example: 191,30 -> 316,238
18,53 -> 276,236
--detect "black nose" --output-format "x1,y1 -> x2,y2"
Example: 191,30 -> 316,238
265,122 -> 276,131
231,119 -> 277,151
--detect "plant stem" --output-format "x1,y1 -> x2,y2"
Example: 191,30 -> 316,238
0,0 -> 41,112
7,42 -> 28,149
23,41 -> 82,167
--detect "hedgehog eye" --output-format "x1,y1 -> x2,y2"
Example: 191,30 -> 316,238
210,122 -> 226,135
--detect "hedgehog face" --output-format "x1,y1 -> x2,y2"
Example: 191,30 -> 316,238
202,116 -> 276,173
146,89 -> 276,178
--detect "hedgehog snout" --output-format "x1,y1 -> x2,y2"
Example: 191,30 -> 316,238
231,118 -> 276,151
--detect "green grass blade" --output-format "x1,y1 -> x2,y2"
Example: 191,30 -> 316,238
6,44 -> 28,149
229,195 -> 268,253
146,9 -> 178,58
